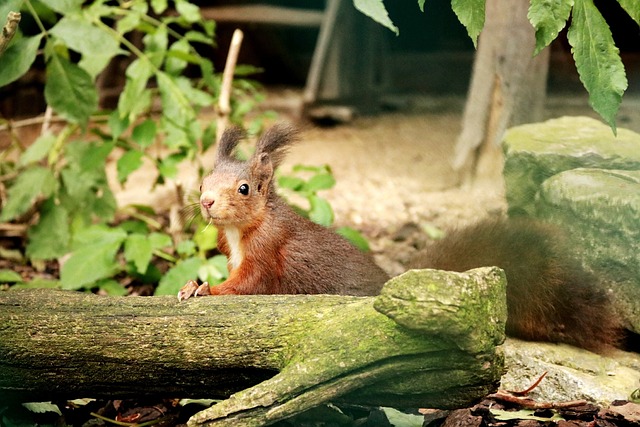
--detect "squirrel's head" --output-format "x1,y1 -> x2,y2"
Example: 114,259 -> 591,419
199,124 -> 298,226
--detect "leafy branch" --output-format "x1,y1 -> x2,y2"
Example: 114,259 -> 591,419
355,0 -> 640,133
0,0 -> 371,297
0,0 -> 268,295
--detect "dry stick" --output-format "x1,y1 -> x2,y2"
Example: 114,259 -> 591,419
487,391 -> 587,410
217,29 -> 244,144
41,106 -> 53,135
506,371 -> 548,396
0,11 -> 20,55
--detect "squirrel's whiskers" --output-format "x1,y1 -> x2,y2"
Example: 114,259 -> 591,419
179,202 -> 202,229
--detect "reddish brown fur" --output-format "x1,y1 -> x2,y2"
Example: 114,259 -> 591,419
409,218 -> 621,352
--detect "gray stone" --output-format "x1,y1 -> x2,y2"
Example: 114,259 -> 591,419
501,338 -> 640,406
503,116 -> 640,216
537,168 -> 640,333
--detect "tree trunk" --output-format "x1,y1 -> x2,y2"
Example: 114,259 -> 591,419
453,0 -> 550,184
0,267 -> 507,427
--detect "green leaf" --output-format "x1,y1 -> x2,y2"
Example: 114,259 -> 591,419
149,232 -> 173,250
381,407 -> 424,427
132,119 -> 157,147
65,140 -> 115,173
118,58 -> 153,122
0,0 -> 23,24
157,152 -> 186,179
175,0 -> 202,23
308,195 -> 334,227
491,409 -> 564,422
0,166 -> 56,221
184,30 -> 214,45
292,164 -> 330,173
197,255 -> 229,284
617,0 -> 640,26
124,233 -> 153,273
175,76 -> 214,107
50,16 -> 123,77
176,240 -> 197,257
353,0 -> 399,35
155,256 -> 203,296
451,0 -> 485,48
151,0 -> 168,14
114,1 -> 147,34
10,279 -> 61,290
61,226 -> 127,290
108,110 -> 130,139
417,0 -> 426,12
116,9 -> 142,34
45,0 -> 83,14
0,269 -> 23,283
143,24 -> 168,67
0,35 -> 43,88
179,398 -> 218,407
45,52 -> 98,125
18,132 -> 56,166
119,220 -> 148,234
116,150 -> 143,184
528,0 -> 573,55
59,140 -> 116,221
166,39 -> 190,75
22,402 -> 62,416
278,176 -> 305,191
568,0 -> 627,133
157,71 -> 195,127
193,222 -> 218,254
97,279 -> 128,296
234,64 -> 262,76
336,226 -> 370,252
26,199 -> 70,260
202,122 -> 217,152
304,173 -> 336,192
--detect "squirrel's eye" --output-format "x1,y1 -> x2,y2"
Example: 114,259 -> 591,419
238,183 -> 249,195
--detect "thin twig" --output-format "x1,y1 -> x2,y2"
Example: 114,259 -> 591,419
506,371 -> 547,396
41,106 -> 53,135
0,113 -> 111,133
217,28 -> 244,143
488,391 -> 587,410
0,11 -> 21,55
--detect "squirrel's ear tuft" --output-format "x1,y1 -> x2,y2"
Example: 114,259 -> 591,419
216,127 -> 245,161
251,152 -> 274,189
254,123 -> 298,169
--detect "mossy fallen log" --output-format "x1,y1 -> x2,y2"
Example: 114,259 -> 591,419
0,267 -> 507,426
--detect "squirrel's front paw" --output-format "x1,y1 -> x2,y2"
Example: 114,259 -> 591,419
178,280 -> 211,301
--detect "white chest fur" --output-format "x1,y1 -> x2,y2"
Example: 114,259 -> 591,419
224,226 -> 244,270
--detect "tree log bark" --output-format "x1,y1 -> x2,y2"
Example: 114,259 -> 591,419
0,267 -> 507,426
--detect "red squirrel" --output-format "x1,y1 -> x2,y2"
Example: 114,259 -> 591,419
408,218 -> 621,353
178,124 -> 389,300
179,124 -> 620,353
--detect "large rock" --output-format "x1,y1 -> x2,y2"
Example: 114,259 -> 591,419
503,116 -> 640,216
537,168 -> 640,333
501,339 -> 640,407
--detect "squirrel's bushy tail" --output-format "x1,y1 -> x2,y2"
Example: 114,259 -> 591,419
409,218 -> 621,353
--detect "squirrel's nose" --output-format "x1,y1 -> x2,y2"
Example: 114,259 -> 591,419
200,194 -> 215,209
